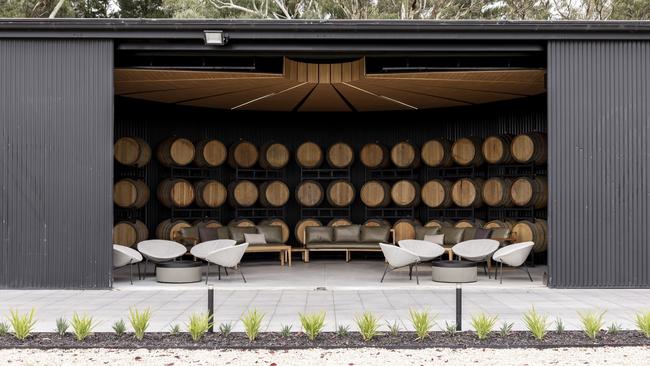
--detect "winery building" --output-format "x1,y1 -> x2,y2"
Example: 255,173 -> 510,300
0,19 -> 648,289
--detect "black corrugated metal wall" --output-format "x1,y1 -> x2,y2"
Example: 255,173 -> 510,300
0,40 -> 114,288
548,41 -> 650,288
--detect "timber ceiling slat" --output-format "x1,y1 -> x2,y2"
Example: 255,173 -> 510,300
181,80 -> 301,109
298,84 -> 352,112
115,77 -> 285,95
361,77 -> 544,96
348,80 -> 468,109
367,69 -> 545,83
333,83 -> 412,112
237,83 -> 315,111
114,68 -> 280,82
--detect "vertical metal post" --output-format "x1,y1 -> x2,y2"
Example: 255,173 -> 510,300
456,283 -> 462,331
208,285 -> 214,333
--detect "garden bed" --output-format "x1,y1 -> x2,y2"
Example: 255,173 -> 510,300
1,331 -> 649,350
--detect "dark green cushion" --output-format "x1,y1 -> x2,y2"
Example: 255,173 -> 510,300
217,226 -> 231,240
440,227 -> 465,245
462,228 -> 477,241
306,227 -> 334,243
474,228 -> 491,239
228,226 -> 257,244
490,228 -> 510,239
415,226 -> 439,240
334,225 -> 361,243
360,226 -> 390,243
256,225 -> 283,244
198,227 -> 219,242
179,226 -> 199,241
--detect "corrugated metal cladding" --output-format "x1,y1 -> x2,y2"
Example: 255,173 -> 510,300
548,41 -> 650,288
0,40 -> 113,288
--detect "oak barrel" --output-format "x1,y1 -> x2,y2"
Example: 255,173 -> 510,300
328,218 -> 353,227
512,219 -> 548,252
482,135 -> 514,164
228,180 -> 259,207
391,141 -> 420,168
295,180 -> 324,207
510,177 -> 548,208
421,138 -> 453,167
451,178 -> 484,208
511,132 -> 547,164
295,218 -> 322,245
114,137 -> 151,167
363,219 -> 391,227
454,219 -> 485,229
326,180 -> 356,207
157,137 -> 195,167
360,180 -> 392,208
451,137 -> 484,166
296,141 -> 323,169
393,219 -> 421,242
259,142 -> 290,169
421,179 -> 453,208
327,142 -> 354,168
360,143 -> 390,169
424,219 -> 454,230
482,178 -> 513,207
113,179 -> 150,209
391,180 -> 421,207
193,219 -> 222,229
259,180 -> 290,207
157,178 -> 195,208
483,220 -> 517,230
194,139 -> 227,167
156,219 -> 191,241
229,218 -> 256,228
113,220 -> 148,247
194,180 -> 227,208
259,218 -> 290,243
228,140 -> 259,168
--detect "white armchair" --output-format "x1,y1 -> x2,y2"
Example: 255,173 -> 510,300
113,244 -> 143,284
398,240 -> 445,262
451,239 -> 500,278
380,243 -> 421,284
190,239 -> 236,281
137,240 -> 187,278
205,243 -> 249,283
492,241 -> 535,284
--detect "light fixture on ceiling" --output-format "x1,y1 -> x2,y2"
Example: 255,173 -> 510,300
204,31 -> 227,46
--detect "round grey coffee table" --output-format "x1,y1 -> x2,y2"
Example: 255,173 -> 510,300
156,260 -> 204,283
432,260 -> 477,283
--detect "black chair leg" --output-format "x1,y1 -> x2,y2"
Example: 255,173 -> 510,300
224,268 -> 229,276
380,263 -> 390,283
137,262 -> 141,280
415,263 -> 419,285
409,265 -> 413,280
240,267 -> 246,283
129,261 -> 134,285
499,262 -> 504,284
494,262 -> 498,280
523,263 -> 533,282
218,266 -> 221,280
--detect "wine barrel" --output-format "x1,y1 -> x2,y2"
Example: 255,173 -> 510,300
454,219 -> 485,229
259,180 -> 290,207
360,143 -> 390,169
424,219 -> 454,230
483,220 -> 516,230
228,180 -> 259,207
295,218 -> 322,245
360,180 -> 391,208
156,219 -> 191,241
482,135 -> 514,164
393,219 -> 421,242
363,219 -> 391,227
391,141 -> 420,168
157,178 -> 194,208
421,138 -> 453,167
511,132 -> 547,164
482,178 -> 513,207
512,219 -> 548,253
194,180 -> 227,208
391,180 -> 421,207
157,137 -> 195,167
228,140 -> 259,168
421,179 -> 453,208
295,180 -> 324,207
229,218 -> 256,228
451,178 -> 484,208
259,142 -> 290,169
194,139 -> 227,167
327,142 -> 354,168
113,179 -> 149,209
328,218 -> 353,227
114,137 -> 151,167
193,219 -> 222,229
327,180 -> 356,207
113,220 -> 148,247
451,137 -> 484,166
511,177 -> 548,208
296,141 -> 323,169
259,218 -> 290,243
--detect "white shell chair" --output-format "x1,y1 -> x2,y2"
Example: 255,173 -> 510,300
398,240 -> 445,262
113,244 -> 143,285
190,239 -> 236,281
205,243 -> 249,284
137,240 -> 187,278
492,241 -> 535,284
451,239 -> 500,278
380,243 -> 422,284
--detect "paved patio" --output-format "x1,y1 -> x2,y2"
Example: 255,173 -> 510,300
1,260 -> 648,334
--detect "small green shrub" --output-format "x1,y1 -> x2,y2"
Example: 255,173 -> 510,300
169,324 -> 181,336
499,321 -> 514,337
471,313 -> 498,340
70,312 -> 95,341
409,309 -> 436,341
579,310 -> 606,340
112,319 -> 126,336
241,309 -> 264,341
7,309 -> 37,341
634,311 -> 650,338
443,321 -> 457,336
299,311 -> 326,341
607,322 -> 623,335
0,322 -> 9,336
187,312 -> 213,342
280,324 -> 292,337
336,324 -> 350,337
219,322 -> 233,337
522,307 -> 549,340
386,321 -> 400,336
55,317 -> 69,336
355,312 -> 381,342
555,317 -> 565,334
128,307 -> 152,341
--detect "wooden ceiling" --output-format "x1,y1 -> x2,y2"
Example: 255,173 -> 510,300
114,58 -> 546,112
